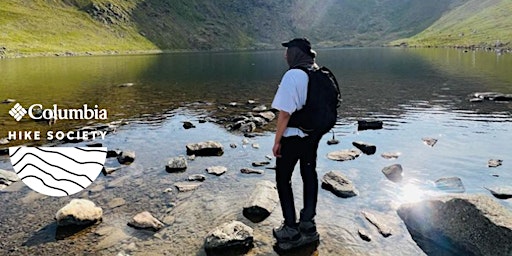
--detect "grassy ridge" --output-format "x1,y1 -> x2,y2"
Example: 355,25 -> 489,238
0,0 -> 157,56
0,0 -> 509,57
392,0 -> 512,47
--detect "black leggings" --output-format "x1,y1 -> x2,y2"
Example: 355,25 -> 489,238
276,135 -> 321,226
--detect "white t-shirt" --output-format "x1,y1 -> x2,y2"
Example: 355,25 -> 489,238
271,69 -> 309,137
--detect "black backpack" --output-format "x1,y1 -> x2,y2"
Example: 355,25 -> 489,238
287,66 -> 341,135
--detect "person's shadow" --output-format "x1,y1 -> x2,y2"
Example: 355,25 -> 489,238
273,239 -> 320,256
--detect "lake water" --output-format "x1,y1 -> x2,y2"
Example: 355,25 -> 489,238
0,48 -> 511,255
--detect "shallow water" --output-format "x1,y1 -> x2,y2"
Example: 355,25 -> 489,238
0,48 -> 511,255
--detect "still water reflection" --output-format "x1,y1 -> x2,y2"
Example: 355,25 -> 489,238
0,48 -> 511,255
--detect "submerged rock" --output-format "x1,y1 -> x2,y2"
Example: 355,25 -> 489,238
55,199 -> 103,226
186,141 -> 224,156
107,198 -> 126,209
243,180 -> 279,223
381,164 -> 403,182
204,221 -> 254,255
362,210 -> 392,237
321,171 -> 358,198
422,137 -> 438,147
397,194 -> 512,256
357,120 -> 383,131
128,211 -> 164,231
435,177 -> 465,193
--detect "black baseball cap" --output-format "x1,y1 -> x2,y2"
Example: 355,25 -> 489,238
282,38 -> 317,58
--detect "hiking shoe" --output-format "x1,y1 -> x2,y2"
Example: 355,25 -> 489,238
299,220 -> 320,243
273,223 -> 301,243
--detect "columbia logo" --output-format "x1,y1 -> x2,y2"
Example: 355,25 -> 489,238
9,103 -> 27,121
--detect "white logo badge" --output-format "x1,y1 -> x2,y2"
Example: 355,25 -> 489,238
9,103 -> 27,121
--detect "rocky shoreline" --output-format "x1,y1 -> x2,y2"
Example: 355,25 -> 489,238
1,99 -> 511,255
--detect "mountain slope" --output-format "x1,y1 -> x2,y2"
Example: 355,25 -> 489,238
0,0 -> 508,57
392,0 -> 512,47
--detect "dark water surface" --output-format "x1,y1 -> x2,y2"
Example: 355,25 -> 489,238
0,48 -> 511,255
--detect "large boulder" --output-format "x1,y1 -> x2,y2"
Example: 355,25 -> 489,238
397,195 -> 512,256
204,221 -> 254,255
321,171 -> 358,198
186,141 -> 224,156
55,199 -> 103,226
243,180 -> 279,223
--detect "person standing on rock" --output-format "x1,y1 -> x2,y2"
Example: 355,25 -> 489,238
271,37 -> 322,249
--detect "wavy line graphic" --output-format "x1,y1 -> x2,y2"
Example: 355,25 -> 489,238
21,175 -> 69,196
12,153 -> 94,182
9,147 -> 106,197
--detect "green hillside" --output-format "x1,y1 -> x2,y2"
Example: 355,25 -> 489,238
0,0 -> 509,58
392,0 -> 512,47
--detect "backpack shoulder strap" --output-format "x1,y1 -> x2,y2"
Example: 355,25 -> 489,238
290,65 -> 311,75
319,66 -> 342,107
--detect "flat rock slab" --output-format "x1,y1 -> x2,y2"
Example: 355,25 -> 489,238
188,174 -> 206,182
240,168 -> 264,174
397,194 -> 512,256
381,152 -> 400,159
435,177 -> 465,193
243,180 -> 278,223
206,166 -> 227,176
321,171 -> 358,198
186,141 -> 224,156
204,221 -> 254,255
488,159 -> 503,168
174,182 -> 202,192
327,149 -> 361,162
107,198 -> 126,209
